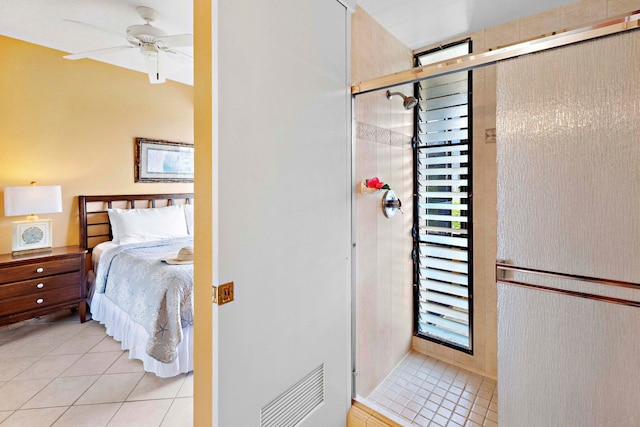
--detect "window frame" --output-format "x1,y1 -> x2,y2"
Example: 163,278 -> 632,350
412,38 -> 474,354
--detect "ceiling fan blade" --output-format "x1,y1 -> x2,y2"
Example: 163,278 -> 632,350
144,50 -> 166,84
63,45 -> 134,60
63,19 -> 124,39
156,34 -> 193,48
165,48 -> 193,62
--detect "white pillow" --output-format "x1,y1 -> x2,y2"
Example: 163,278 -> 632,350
107,209 -> 121,242
107,205 -> 189,244
183,204 -> 194,235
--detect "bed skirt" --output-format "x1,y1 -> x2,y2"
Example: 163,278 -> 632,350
90,292 -> 193,378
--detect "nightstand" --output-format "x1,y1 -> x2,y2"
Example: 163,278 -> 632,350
0,246 -> 87,327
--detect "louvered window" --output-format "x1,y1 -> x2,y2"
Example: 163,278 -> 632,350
414,40 -> 473,352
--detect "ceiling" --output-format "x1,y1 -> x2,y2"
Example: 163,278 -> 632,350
0,0 -> 193,85
0,0 -> 575,86
356,0 -> 577,50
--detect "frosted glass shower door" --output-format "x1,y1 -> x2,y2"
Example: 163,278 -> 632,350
497,31 -> 640,281
496,31 -> 640,427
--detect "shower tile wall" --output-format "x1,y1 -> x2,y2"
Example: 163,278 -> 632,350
352,6 -> 414,398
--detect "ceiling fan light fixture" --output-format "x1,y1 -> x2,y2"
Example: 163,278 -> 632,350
140,44 -> 158,57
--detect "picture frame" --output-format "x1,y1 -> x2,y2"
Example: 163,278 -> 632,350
12,219 -> 53,254
134,137 -> 194,183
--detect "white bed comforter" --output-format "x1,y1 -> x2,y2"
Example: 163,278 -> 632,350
90,237 -> 194,377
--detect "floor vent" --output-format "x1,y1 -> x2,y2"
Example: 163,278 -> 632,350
260,363 -> 325,427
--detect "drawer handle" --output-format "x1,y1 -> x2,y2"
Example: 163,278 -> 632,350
36,267 -> 44,273
36,298 -> 44,304
36,283 -> 44,289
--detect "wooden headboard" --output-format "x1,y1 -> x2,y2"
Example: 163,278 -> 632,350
78,193 -> 193,252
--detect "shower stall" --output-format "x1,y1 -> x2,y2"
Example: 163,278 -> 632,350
352,76 -> 498,427
351,8 -> 640,427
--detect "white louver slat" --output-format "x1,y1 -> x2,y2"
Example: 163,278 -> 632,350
419,202 -> 469,210
414,40 -> 473,352
418,129 -> 468,145
419,167 -> 469,177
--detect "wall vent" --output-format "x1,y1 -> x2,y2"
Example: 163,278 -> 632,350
260,363 -> 325,427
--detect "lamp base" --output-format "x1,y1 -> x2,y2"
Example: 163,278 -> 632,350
12,247 -> 53,257
11,219 -> 53,255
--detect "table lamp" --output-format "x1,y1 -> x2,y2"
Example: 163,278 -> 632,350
4,183 -> 62,255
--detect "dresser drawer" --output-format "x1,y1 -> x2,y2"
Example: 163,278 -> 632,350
0,257 -> 81,284
0,285 -> 81,317
0,271 -> 81,300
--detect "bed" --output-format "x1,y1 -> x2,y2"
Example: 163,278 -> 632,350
79,193 -> 194,378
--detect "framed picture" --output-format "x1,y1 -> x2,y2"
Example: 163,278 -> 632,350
12,219 -> 53,254
134,138 -> 194,183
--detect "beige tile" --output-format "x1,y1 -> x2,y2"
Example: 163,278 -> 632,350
42,309 -> 81,323
0,379 -> 52,411
89,336 -> 124,353
127,372 -> 185,401
0,327 -> 14,341
0,339 -> 28,358
13,354 -> 82,381
1,324 -> 42,341
176,372 -> 193,398
160,397 -> 193,427
105,352 -> 145,375
60,351 -> 122,377
22,375 -> 99,409
75,321 -> 109,337
7,339 -> 63,358
519,8 -> 562,40
0,357 -> 40,381
470,30 -> 485,52
51,402 -> 121,427
484,21 -> 520,49
561,0 -> 607,27
608,0 -> 640,16
0,410 -> 11,423
49,334 -> 105,355
33,320 -> 90,341
75,372 -> 144,405
108,399 -> 172,427
0,407 -> 66,427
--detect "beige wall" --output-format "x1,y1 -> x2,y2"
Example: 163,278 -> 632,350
352,6 -> 414,398
0,36 -> 193,255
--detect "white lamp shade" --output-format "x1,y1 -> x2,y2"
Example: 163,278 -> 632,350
4,185 -> 63,217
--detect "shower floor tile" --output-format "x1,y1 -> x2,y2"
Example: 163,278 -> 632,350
366,351 -> 498,427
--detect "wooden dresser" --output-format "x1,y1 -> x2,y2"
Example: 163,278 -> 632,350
0,246 -> 87,327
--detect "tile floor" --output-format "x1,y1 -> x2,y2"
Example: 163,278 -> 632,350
364,351 -> 497,427
0,310 -> 192,427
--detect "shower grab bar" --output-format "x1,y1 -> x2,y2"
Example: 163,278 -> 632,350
496,263 -> 640,307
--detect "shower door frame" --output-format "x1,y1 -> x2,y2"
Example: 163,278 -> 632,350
351,11 -> 640,96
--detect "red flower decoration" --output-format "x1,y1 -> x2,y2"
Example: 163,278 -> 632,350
365,177 -> 390,190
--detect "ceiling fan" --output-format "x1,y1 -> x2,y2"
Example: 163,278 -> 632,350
63,6 -> 193,84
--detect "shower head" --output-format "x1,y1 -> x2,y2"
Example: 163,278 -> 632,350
386,90 -> 418,110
